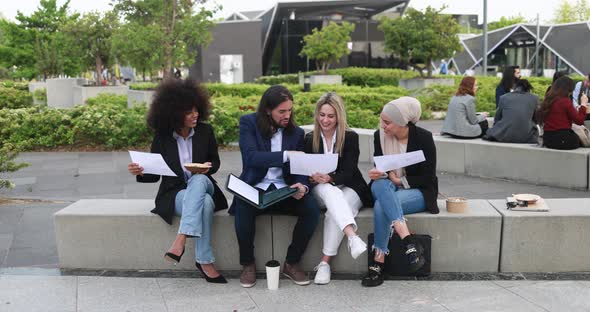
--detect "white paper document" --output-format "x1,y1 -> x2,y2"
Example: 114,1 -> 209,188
289,153 -> 338,176
227,174 -> 260,205
129,151 -> 177,177
373,150 -> 425,172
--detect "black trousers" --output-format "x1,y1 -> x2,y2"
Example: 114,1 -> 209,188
233,185 -> 320,265
543,129 -> 580,150
445,120 -> 489,139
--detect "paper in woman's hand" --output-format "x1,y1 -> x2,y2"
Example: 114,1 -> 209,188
129,151 -> 177,177
289,153 -> 338,176
373,150 -> 425,172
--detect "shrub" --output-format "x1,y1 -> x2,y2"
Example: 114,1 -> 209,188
0,143 -> 29,189
85,93 -> 128,109
1,81 -> 29,91
129,82 -> 158,90
0,87 -> 33,109
254,73 -> 299,85
329,67 -> 419,87
33,88 -> 47,105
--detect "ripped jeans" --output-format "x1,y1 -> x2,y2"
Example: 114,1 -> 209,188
371,179 -> 426,256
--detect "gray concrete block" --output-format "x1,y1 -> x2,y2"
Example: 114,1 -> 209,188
399,78 -> 455,90
489,198 -> 590,273
46,78 -> 86,108
433,135 -> 466,174
127,89 -> 155,108
72,85 -> 129,106
464,140 -> 589,189
272,200 -> 502,273
53,199 -> 270,271
28,81 -> 46,93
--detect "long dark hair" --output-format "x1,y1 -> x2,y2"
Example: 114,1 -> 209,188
147,78 -> 211,135
538,76 -> 575,123
256,85 -> 296,139
514,79 -> 533,93
499,66 -> 519,91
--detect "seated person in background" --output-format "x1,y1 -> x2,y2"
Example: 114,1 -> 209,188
538,76 -> 589,150
572,74 -> 590,119
484,79 -> 539,143
304,92 -> 372,285
545,71 -> 567,95
441,76 -> 488,139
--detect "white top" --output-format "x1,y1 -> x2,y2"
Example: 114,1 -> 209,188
320,130 -> 337,154
256,128 -> 288,190
173,128 -> 195,182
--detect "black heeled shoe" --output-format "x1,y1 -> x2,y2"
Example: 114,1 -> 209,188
164,249 -> 185,264
195,262 -> 227,284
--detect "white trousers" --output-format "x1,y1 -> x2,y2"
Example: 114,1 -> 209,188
312,183 -> 362,256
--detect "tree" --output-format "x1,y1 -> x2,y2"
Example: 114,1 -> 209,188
0,0 -> 79,79
554,0 -> 590,23
299,21 -> 355,74
488,15 -> 528,31
62,11 -> 119,85
111,22 -> 161,81
112,0 -> 217,78
379,6 -> 462,78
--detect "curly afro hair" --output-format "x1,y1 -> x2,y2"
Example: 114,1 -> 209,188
147,78 -> 211,135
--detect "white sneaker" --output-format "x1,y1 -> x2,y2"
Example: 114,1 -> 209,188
348,235 -> 367,259
313,261 -> 331,285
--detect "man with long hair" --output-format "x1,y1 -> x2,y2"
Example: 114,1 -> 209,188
229,85 -> 320,288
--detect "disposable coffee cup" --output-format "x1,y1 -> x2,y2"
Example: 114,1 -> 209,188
265,260 -> 280,290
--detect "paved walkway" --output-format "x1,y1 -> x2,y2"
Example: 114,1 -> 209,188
1,275 -> 589,312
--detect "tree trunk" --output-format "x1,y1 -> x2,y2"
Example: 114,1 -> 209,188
163,0 -> 177,79
426,57 -> 433,78
95,55 -> 103,86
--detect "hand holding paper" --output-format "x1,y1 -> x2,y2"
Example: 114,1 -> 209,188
129,151 -> 177,177
289,153 -> 338,176
373,150 -> 425,172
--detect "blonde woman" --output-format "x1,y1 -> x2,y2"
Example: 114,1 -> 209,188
304,92 -> 373,285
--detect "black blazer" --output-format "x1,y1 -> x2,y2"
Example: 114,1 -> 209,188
137,122 -> 228,224
373,124 -> 439,214
304,130 -> 373,207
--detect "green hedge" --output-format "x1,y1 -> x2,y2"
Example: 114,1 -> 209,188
129,82 -> 158,90
0,87 -> 33,109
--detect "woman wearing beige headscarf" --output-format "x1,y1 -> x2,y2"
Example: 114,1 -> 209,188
362,97 -> 439,287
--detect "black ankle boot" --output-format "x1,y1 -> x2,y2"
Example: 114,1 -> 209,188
403,235 -> 425,273
361,261 -> 384,287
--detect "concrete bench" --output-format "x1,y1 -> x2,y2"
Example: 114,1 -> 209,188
54,199 -> 502,274
488,198 -> 590,273
433,136 -> 590,190
53,199 -> 272,272
274,199 -> 502,273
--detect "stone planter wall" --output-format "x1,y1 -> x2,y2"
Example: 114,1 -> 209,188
46,78 -> 87,108
298,74 -> 343,86
127,89 -> 156,108
398,78 -> 455,90
72,86 -> 129,106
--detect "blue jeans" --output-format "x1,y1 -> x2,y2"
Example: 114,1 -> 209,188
174,174 -> 215,264
371,179 -> 426,255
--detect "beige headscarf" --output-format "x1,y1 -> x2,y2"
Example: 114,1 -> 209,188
379,96 -> 422,178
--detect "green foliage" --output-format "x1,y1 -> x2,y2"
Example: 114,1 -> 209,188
554,0 -> 590,23
329,67 -> 419,87
111,22 -> 160,81
33,88 -> 47,104
488,15 -> 528,31
1,81 -> 28,90
0,87 -> 33,109
254,73 -> 299,85
112,0 -> 217,78
129,82 -> 158,91
62,11 -> 118,85
299,22 -> 355,73
84,93 -> 127,108
0,143 -> 29,189
0,0 -> 80,79
379,7 -> 462,78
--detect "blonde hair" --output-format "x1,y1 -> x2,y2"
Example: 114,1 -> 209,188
312,92 -> 348,155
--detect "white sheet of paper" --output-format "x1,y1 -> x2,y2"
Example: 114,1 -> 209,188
289,153 -> 338,176
129,151 -> 177,177
373,150 -> 426,172
227,174 -> 259,205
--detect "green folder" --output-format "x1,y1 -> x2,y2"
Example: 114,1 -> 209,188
226,174 -> 298,209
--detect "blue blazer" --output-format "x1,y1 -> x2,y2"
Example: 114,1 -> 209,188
229,113 -> 308,214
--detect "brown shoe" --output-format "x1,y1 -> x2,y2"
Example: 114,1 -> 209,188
282,262 -> 310,286
240,263 -> 256,288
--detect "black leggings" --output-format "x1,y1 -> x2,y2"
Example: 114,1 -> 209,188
543,129 -> 580,150
445,120 -> 489,139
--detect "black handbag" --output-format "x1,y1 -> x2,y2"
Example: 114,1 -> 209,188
367,232 -> 432,277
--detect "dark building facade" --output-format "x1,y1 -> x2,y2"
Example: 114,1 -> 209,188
190,0 -> 410,82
